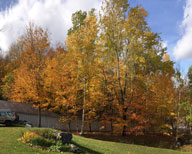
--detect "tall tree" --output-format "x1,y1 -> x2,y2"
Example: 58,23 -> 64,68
67,10 -> 87,35
99,0 -> 175,136
180,66 -> 192,130
66,10 -> 98,135
1,43 -> 23,100
43,47 -> 78,131
0,54 -> 6,99
10,23 -> 50,127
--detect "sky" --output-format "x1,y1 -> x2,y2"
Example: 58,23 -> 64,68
130,0 -> 192,75
0,0 -> 192,75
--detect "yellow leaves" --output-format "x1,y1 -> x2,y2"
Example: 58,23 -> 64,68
42,48 -> 78,114
100,126 -> 105,130
18,131 -> 40,144
170,112 -> 176,116
160,124 -> 173,136
162,124 -> 172,130
21,23 -> 50,54
60,116 -> 71,123
163,132 -> 171,136
163,53 -> 170,61
41,103 -> 49,108
0,1 -> 176,137
9,24 -> 50,106
66,15 -> 98,54
139,57 -> 145,63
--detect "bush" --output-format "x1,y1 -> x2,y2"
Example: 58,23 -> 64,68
32,129 -> 58,140
19,131 -> 40,143
30,137 -> 53,148
41,129 -> 57,140
18,129 -> 72,153
48,141 -> 70,152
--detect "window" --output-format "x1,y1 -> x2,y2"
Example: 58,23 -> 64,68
0,112 -> 6,117
7,112 -> 14,117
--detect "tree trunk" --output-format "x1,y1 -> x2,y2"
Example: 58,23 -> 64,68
122,114 -> 127,136
68,120 -> 71,132
80,108 -> 85,135
115,49 -> 128,136
122,107 -> 128,136
80,80 -> 86,135
38,106 -> 41,127
111,120 -> 113,134
89,122 -> 92,132
76,120 -> 79,133
176,90 -> 181,143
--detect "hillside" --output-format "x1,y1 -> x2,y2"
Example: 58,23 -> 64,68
0,127 -> 191,154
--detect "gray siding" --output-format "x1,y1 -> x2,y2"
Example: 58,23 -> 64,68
18,113 -> 112,132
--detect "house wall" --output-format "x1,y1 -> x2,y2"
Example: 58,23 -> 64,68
17,113 -> 112,132
0,100 -> 112,132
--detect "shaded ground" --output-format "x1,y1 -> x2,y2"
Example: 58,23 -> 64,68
81,133 -> 174,149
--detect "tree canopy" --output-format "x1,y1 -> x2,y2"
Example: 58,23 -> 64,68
0,0 -> 182,136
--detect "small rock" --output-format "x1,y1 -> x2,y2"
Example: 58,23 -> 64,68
57,132 -> 72,144
25,123 -> 32,127
69,144 -> 82,153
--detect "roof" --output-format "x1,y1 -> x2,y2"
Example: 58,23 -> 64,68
0,109 -> 12,112
0,100 -> 58,117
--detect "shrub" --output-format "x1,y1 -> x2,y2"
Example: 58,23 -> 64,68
32,129 -> 58,140
18,129 -> 72,153
19,131 -> 40,143
30,137 -> 53,148
42,129 -> 57,139
48,141 -> 70,152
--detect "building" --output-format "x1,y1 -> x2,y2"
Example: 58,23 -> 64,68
0,100 -> 111,132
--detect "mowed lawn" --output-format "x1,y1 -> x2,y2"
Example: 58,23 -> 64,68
0,127 -> 191,154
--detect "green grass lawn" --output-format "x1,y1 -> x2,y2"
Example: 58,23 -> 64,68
0,127 -> 191,154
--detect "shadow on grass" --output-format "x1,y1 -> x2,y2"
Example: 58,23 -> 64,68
82,134 -> 174,149
12,124 -> 25,127
71,141 -> 102,154
0,124 -> 25,127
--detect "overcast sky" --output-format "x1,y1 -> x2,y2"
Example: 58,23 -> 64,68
0,0 -> 192,74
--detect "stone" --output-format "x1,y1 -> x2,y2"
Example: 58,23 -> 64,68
69,144 -> 82,153
25,123 -> 32,127
57,132 -> 72,144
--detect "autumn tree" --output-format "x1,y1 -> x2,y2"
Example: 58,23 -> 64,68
99,0 -> 145,136
43,47 -> 78,131
186,66 -> 192,127
66,10 -> 99,134
0,1 -> 178,136
187,66 -> 192,101
144,55 -> 176,135
179,66 -> 192,130
10,23 -> 50,127
67,10 -> 87,35
99,0 -> 176,136
0,54 -> 6,99
1,43 -> 24,100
